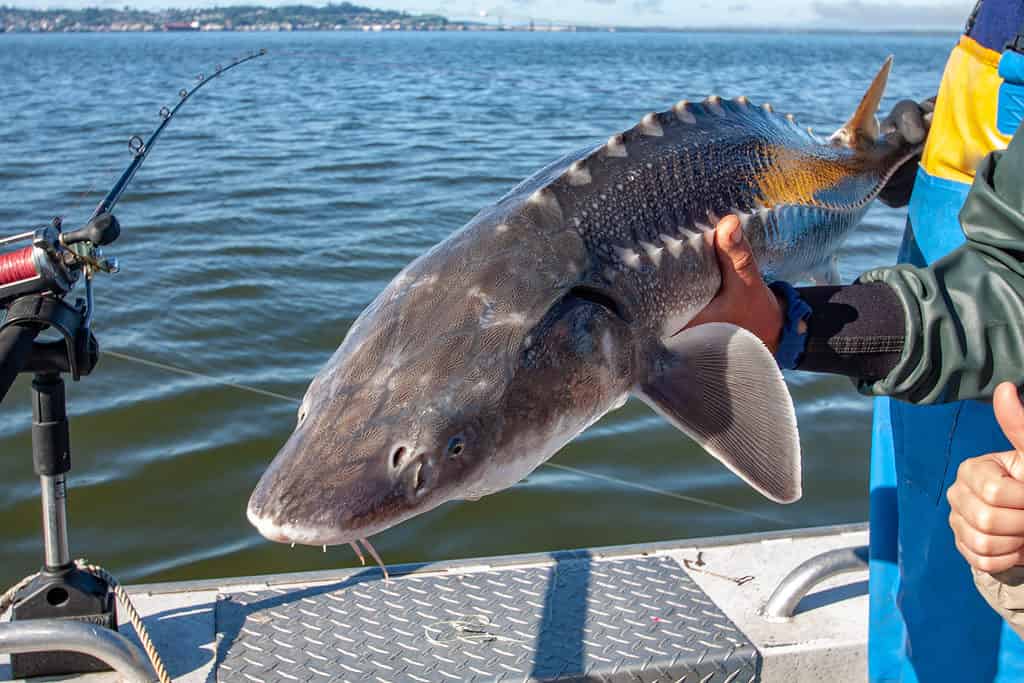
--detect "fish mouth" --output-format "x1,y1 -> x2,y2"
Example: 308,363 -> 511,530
246,503 -> 339,546
247,502 -> 393,578
246,505 -> 396,547
246,480 -> 417,548
246,484 -> 355,546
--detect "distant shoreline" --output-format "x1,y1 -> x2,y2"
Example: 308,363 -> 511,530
0,4 -> 962,36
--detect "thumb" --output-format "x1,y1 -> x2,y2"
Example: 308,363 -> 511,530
994,381 -> 1024,480
714,215 -> 761,288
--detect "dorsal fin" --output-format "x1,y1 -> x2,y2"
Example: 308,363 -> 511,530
830,55 -> 893,149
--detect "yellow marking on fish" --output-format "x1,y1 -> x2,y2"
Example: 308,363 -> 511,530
754,145 -> 866,208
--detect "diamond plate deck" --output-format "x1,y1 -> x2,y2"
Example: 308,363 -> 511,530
213,553 -> 760,682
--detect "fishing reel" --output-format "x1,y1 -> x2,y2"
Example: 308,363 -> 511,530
0,213 -> 120,309
0,213 -> 120,389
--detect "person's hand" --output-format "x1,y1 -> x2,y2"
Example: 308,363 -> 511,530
686,215 -> 785,353
948,382 -> 1024,572
877,96 -> 936,208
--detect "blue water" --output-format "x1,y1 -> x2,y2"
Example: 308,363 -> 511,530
0,30 -> 954,586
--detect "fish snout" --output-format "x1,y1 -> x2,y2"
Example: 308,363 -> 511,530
246,489 -> 333,545
245,430 -> 371,545
246,499 -> 292,543
246,431 -> 467,546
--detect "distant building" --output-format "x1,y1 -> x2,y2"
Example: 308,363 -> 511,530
163,21 -> 198,31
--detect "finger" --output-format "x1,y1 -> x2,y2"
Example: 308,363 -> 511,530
715,215 -> 761,288
994,383 -> 1024,467
881,100 -> 927,144
707,214 -> 741,287
920,97 -> 936,131
956,453 -> 1024,509
955,538 -> 1024,573
952,481 -> 1024,535
893,100 -> 927,144
712,214 -> 740,262
683,217 -> 747,331
950,510 -> 1024,557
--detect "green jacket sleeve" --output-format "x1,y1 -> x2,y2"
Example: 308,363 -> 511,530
858,128 -> 1024,404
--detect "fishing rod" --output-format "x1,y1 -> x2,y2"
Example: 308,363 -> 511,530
0,49 -> 264,680
92,48 -> 266,221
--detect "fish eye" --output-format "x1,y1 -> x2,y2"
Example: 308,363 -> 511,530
297,406 -> 308,425
446,436 -> 465,457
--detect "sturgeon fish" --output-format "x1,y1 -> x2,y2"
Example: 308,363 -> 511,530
248,58 -> 916,550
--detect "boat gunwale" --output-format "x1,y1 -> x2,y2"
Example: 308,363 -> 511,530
127,521 -> 868,595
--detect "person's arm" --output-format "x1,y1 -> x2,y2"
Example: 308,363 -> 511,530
687,220 -> 908,382
858,126 -> 1024,403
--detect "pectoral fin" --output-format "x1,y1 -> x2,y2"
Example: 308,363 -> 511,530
636,323 -> 802,503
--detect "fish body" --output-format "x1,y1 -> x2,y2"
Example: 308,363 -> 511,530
248,58 -> 915,547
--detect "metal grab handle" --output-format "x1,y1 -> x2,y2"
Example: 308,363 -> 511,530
0,619 -> 155,682
761,545 -> 869,620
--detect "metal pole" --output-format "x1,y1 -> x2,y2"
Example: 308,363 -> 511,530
31,373 -> 73,571
40,474 -> 71,569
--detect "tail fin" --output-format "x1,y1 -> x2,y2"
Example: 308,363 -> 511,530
831,55 -> 893,149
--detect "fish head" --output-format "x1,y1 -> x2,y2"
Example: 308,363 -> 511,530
246,347 -> 506,546
247,207 -> 632,545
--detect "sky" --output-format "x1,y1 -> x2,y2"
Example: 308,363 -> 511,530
415,0 -> 976,30
17,0 -> 978,30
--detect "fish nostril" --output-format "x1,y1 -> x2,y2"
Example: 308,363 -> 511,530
412,462 -> 426,493
410,452 -> 432,496
391,446 -> 408,470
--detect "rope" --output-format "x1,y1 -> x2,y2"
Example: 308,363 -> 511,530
75,560 -> 171,683
0,572 -> 36,616
0,561 -> 171,683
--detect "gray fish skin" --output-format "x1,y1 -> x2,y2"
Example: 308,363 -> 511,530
248,61 -> 915,546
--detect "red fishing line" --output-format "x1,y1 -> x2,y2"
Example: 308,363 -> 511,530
0,246 -> 37,286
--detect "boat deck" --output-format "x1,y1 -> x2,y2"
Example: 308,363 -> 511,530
1,523 -> 868,682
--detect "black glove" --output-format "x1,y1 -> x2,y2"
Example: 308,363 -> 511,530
877,97 -> 936,208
